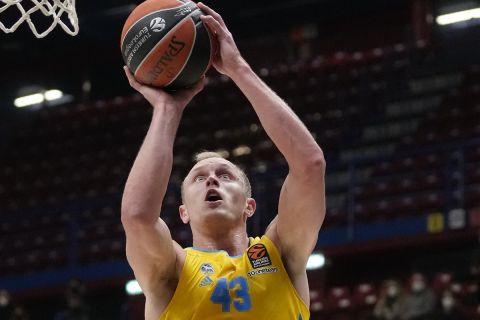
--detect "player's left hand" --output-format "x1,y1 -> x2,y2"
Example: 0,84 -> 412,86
198,2 -> 248,77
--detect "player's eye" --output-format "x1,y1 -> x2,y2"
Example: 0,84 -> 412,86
219,174 -> 231,180
194,176 -> 206,182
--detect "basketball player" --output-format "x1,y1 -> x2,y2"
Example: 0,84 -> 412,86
121,3 -> 325,319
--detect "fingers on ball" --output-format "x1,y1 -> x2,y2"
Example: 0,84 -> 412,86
198,2 -> 225,26
201,16 -> 225,38
124,68 -> 141,89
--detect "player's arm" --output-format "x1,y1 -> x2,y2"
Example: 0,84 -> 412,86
121,67 -> 204,293
200,4 -> 325,270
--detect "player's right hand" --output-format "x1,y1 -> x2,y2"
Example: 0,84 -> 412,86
124,66 -> 205,111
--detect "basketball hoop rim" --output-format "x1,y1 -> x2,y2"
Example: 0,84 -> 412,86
0,0 -> 79,38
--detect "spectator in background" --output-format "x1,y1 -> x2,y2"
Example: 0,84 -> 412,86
452,250 -> 480,318
466,250 -> 480,314
0,290 -> 30,320
371,279 -> 405,320
120,296 -> 140,320
400,273 -> 436,320
0,289 -> 13,319
54,279 -> 90,320
432,290 -> 467,320
9,306 -> 29,320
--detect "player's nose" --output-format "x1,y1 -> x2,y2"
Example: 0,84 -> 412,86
206,175 -> 219,187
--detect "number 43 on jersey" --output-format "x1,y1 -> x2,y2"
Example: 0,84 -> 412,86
210,277 -> 252,312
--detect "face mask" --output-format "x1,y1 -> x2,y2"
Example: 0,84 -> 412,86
471,266 -> 479,276
412,281 -> 425,292
387,286 -> 398,298
0,296 -> 9,307
442,296 -> 454,310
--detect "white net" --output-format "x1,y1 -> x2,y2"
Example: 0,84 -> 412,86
0,0 -> 78,38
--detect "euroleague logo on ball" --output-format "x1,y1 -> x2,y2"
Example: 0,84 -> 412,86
150,17 -> 166,32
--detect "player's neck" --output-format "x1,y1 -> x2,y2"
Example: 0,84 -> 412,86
192,228 -> 249,257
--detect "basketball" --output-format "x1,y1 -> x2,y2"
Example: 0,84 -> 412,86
120,0 -> 214,90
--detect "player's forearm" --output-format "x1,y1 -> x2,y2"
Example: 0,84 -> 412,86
121,106 -> 183,224
230,62 -> 325,172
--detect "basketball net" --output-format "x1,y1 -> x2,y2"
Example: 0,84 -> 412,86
0,0 -> 78,38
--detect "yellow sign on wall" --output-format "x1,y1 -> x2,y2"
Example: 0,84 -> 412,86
427,213 -> 444,233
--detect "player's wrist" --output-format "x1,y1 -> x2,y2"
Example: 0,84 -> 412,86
152,103 -> 184,120
226,58 -> 251,79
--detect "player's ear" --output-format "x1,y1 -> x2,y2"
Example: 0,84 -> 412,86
244,198 -> 256,218
179,204 -> 190,224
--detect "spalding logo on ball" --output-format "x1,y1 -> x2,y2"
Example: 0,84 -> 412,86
121,0 -> 215,90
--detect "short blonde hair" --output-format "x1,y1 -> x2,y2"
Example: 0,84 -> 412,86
181,151 -> 252,201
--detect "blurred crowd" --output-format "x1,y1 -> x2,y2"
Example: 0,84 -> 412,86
370,274 -> 466,320
0,279 -> 90,320
369,254 -> 480,320
0,289 -> 29,320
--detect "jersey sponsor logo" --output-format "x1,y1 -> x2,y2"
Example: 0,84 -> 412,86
247,244 -> 272,268
247,267 -> 278,277
200,263 -> 215,275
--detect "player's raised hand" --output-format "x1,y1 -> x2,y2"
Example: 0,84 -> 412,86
123,66 -> 205,111
198,2 -> 247,76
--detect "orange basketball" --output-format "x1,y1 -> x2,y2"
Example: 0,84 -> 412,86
120,0 -> 214,90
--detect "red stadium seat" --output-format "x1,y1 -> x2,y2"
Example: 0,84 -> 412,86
327,286 -> 353,311
432,272 -> 452,294
353,283 -> 378,307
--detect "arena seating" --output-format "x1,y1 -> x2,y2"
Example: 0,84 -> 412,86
0,33 -> 479,320
1,39 -> 479,278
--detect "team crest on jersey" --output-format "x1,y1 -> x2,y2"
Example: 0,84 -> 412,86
247,243 -> 272,269
200,263 -> 215,275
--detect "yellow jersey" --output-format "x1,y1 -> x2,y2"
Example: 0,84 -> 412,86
159,235 -> 310,319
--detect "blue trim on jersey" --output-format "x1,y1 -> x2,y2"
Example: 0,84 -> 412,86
191,247 -> 225,253
190,238 -> 251,258
190,247 -> 244,258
